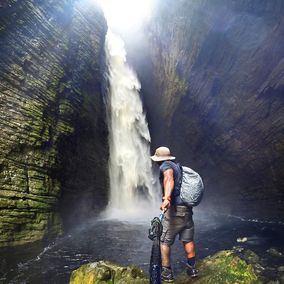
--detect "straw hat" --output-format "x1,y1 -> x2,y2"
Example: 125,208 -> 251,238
150,146 -> 176,162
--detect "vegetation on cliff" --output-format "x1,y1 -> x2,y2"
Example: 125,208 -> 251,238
0,0 -> 108,247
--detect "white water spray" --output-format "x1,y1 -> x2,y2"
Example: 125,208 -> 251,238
104,30 -> 159,220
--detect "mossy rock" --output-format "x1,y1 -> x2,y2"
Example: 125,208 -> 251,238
175,250 -> 261,284
69,261 -> 148,284
70,251 -> 260,284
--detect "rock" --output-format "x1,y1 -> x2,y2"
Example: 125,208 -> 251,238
232,245 -> 245,253
243,249 -> 261,264
278,266 -> 284,272
175,250 -> 260,284
0,0 -> 108,246
239,249 -> 264,275
69,261 -> 148,284
128,0 -> 284,220
70,251 -> 261,284
267,248 -> 283,257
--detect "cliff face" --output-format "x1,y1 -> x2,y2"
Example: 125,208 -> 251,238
127,0 -> 284,218
0,0 -> 108,246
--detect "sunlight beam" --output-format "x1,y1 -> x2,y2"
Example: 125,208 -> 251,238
96,0 -> 153,31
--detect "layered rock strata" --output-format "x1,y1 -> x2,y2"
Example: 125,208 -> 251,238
0,0 -> 108,246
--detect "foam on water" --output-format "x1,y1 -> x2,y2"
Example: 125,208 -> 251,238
227,214 -> 284,226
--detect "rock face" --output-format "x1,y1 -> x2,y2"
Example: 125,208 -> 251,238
127,0 -> 284,219
0,0 -> 108,246
69,251 -> 260,284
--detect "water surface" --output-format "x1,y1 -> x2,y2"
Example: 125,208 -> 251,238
1,211 -> 283,283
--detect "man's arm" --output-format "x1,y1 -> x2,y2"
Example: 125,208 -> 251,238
160,168 -> 174,211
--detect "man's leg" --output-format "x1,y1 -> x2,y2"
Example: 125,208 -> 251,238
183,240 -> 195,258
160,243 -> 174,282
161,243 -> 171,267
183,241 -> 198,277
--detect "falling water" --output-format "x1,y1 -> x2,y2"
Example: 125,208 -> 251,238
104,30 -> 159,220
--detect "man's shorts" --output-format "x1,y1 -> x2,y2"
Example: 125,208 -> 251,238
160,205 -> 194,246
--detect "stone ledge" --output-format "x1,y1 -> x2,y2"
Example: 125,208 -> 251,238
70,260 -> 148,284
69,250 -> 261,284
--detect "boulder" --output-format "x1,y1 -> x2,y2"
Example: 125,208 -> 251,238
69,250 -> 260,284
267,248 -> 283,257
69,261 -> 148,284
175,250 -> 260,284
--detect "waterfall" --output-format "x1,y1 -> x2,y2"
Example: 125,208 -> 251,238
104,30 -> 159,220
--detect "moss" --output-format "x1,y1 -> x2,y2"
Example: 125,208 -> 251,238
0,209 -> 35,218
70,251 -> 261,284
59,99 -> 75,116
0,212 -> 62,247
28,169 -> 49,194
0,0 -> 107,247
70,261 -> 148,284
0,215 -> 34,224
175,250 -> 260,284
0,190 -> 58,210
0,164 -> 28,193
58,82 -> 72,93
25,100 -> 51,145
55,120 -> 74,136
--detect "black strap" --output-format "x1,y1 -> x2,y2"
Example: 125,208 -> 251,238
178,164 -> 183,189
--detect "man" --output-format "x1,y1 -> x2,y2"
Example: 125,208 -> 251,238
151,146 -> 198,282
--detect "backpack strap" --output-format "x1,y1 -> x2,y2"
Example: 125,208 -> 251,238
160,161 -> 182,196
166,161 -> 184,196
178,164 -> 183,190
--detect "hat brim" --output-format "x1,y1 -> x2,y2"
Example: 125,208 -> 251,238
150,155 -> 176,162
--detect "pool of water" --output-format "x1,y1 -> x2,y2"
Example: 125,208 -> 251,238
1,211 -> 284,283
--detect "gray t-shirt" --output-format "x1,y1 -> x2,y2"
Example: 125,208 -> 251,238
159,160 -> 185,206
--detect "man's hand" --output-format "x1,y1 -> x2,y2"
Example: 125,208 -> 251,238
160,199 -> 171,211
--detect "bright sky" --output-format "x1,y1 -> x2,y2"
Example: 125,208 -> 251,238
96,0 -> 153,31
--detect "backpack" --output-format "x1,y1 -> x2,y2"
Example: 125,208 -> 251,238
179,166 -> 204,207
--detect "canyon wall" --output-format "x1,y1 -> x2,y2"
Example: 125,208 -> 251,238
0,0 -> 108,246
127,0 -> 284,218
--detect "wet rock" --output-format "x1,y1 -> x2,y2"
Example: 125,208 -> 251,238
243,249 -> 261,264
175,250 -> 260,284
239,249 -> 265,276
70,251 -> 261,284
267,248 -> 283,257
69,261 -> 148,284
232,245 -> 245,253
0,0 -> 108,246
